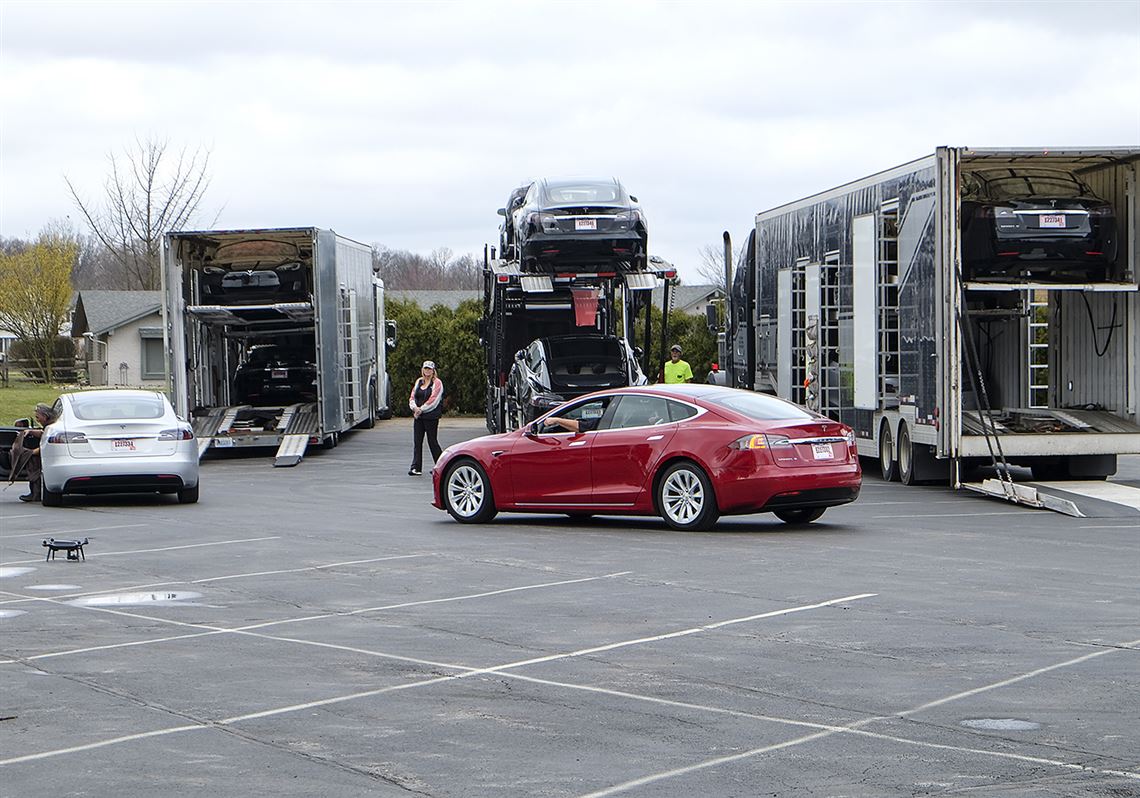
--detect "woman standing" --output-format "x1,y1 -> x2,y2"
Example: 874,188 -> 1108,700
408,360 -> 444,476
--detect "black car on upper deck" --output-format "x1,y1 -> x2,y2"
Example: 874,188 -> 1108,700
505,178 -> 647,271
961,167 -> 1118,282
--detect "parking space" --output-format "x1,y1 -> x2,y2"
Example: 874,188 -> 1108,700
1,417 -> 1137,796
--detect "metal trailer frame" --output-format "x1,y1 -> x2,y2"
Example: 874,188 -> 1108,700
480,256 -> 677,434
162,227 -> 389,466
736,147 -> 1140,489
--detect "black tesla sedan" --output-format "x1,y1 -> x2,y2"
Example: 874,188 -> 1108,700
199,262 -> 311,304
961,167 -> 1118,282
505,334 -> 646,429
506,178 -> 648,270
233,343 -> 318,405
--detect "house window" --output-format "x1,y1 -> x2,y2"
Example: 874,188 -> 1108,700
139,328 -> 165,380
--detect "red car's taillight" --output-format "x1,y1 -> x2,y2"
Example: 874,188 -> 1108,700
157,428 -> 194,441
47,431 -> 87,444
729,433 -> 793,450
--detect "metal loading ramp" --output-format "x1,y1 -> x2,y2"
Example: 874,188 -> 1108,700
964,478 -> 1140,519
192,406 -> 240,458
274,403 -> 318,467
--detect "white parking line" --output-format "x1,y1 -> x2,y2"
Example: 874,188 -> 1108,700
574,635 -> 1140,796
0,553 -> 432,606
8,571 -> 634,662
2,536 -> 281,565
872,511 -> 1043,519
2,524 -> 150,540
0,592 -> 872,764
0,514 -> 38,521
502,672 -> 1140,784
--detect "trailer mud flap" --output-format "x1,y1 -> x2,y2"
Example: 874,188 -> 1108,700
274,434 -> 310,467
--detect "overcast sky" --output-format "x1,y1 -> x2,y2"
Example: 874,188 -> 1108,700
2,0 -> 1138,282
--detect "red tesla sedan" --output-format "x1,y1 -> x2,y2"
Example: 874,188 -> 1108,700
432,385 -> 861,530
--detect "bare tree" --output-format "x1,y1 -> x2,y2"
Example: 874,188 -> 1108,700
695,244 -> 728,291
372,245 -> 481,290
695,238 -> 751,292
66,137 -> 215,290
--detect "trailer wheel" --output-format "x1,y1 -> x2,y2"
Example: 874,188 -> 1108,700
898,424 -> 916,485
361,384 -> 377,429
443,460 -> 497,523
878,421 -> 898,482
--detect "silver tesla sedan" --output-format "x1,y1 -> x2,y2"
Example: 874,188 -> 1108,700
40,389 -> 200,506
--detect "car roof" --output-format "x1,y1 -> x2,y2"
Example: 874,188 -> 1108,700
62,389 -> 167,401
539,176 -> 622,188
584,384 -> 738,402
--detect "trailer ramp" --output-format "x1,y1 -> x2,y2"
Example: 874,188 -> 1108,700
192,406 -> 244,458
274,403 -> 319,467
964,479 -> 1140,519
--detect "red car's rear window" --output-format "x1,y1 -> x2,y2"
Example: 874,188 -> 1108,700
706,392 -> 815,421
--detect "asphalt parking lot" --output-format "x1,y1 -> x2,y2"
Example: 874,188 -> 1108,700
1,417 -> 1137,797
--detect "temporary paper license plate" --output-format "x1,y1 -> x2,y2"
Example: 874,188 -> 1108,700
811,443 -> 834,460
1039,214 -> 1066,228
575,218 -> 597,231
113,439 -> 136,451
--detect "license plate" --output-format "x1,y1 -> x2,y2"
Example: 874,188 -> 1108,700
213,437 -> 234,448
575,218 -> 597,231
1039,214 -> 1066,228
811,443 -> 834,460
113,439 -> 136,451
270,368 -> 288,379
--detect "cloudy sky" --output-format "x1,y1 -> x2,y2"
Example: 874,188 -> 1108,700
2,0 -> 1138,281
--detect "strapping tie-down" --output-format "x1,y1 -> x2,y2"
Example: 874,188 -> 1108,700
571,288 -> 599,327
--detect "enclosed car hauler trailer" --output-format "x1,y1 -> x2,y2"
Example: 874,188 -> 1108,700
735,147 -> 1140,499
163,227 -> 392,466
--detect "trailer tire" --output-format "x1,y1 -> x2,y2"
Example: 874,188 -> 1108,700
878,421 -> 898,482
898,422 -> 917,485
362,384 -> 378,429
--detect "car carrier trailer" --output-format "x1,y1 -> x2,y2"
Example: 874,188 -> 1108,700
729,147 -> 1140,508
480,252 -> 677,434
163,227 -> 392,467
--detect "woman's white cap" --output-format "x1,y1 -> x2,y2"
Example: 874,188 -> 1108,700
422,360 -> 436,369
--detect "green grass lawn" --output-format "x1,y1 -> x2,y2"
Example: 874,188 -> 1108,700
0,380 -> 73,425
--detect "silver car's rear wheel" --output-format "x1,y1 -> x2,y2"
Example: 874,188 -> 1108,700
657,461 -> 718,531
444,460 -> 497,524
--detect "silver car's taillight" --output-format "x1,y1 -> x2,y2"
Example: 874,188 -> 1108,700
158,428 -> 194,441
47,431 -> 87,444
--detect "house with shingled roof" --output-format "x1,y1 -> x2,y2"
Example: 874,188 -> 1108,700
71,291 -> 164,387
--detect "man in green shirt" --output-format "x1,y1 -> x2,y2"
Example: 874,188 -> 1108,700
662,344 -> 693,384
